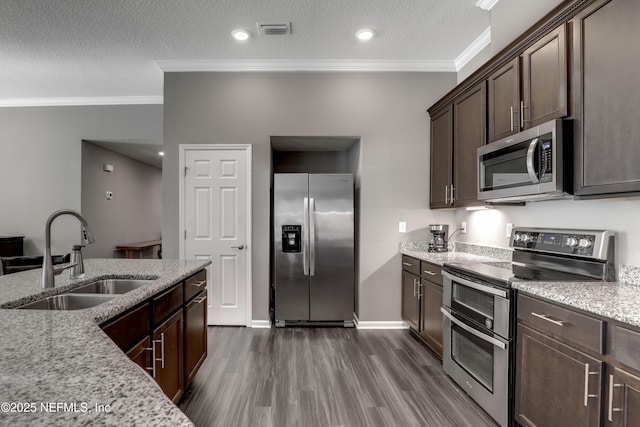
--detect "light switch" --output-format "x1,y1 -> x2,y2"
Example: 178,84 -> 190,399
399,221 -> 406,233
506,223 -> 513,238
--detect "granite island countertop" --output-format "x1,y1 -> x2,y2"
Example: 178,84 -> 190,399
0,258 -> 210,426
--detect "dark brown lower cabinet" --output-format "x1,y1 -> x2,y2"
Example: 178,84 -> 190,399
185,291 -> 207,386
419,279 -> 443,357
127,336 -> 152,373
606,367 -> 640,427
401,270 -> 420,331
153,310 -> 184,403
515,324 -> 603,427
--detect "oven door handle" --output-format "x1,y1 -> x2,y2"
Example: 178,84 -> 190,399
442,271 -> 508,298
441,307 -> 507,350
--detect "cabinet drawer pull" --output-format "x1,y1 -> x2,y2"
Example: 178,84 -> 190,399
583,363 -> 598,406
403,262 -> 414,267
445,185 -> 449,204
423,270 -> 437,276
417,282 -> 423,298
520,100 -> 527,127
608,374 -> 624,421
145,346 -> 156,378
413,279 -> 417,298
195,295 -> 207,304
191,280 -> 206,288
154,333 -> 165,369
450,185 -> 455,205
531,312 -> 564,327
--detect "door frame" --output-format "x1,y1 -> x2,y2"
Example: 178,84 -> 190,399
178,144 -> 253,327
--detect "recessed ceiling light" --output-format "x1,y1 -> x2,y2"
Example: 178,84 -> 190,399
355,29 -> 374,41
232,29 -> 250,41
158,151 -> 165,156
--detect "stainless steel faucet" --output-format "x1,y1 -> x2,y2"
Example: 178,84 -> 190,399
41,209 -> 96,289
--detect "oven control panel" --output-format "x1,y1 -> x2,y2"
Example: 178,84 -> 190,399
511,230 -> 596,256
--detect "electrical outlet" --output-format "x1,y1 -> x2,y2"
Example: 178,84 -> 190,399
461,222 -> 467,234
399,221 -> 406,233
106,191 -> 113,200
506,223 -> 513,238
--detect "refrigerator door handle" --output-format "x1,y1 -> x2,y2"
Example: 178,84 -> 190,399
309,197 -> 316,276
303,197 -> 309,275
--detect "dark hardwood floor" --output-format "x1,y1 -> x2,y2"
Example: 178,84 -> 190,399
179,327 -> 498,427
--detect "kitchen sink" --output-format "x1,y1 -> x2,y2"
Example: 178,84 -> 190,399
69,279 -> 154,295
17,294 -> 117,310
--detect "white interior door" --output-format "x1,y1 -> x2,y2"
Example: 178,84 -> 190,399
181,145 -> 251,326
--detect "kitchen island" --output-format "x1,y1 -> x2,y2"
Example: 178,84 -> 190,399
0,258 -> 210,426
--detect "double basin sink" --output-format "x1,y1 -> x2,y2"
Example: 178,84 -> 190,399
18,279 -> 154,310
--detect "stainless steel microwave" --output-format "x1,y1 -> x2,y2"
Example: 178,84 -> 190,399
477,119 -> 572,202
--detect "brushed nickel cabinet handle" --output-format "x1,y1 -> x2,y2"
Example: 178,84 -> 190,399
450,185 -> 455,205
413,279 -> 417,298
417,282 -> 423,298
531,312 -> 564,327
145,346 -> 156,378
608,374 -> 624,421
445,185 -> 449,205
195,294 -> 207,304
403,262 -> 414,267
191,280 -> 206,288
154,333 -> 165,370
583,363 -> 598,406
510,106 -> 514,131
423,270 -> 437,276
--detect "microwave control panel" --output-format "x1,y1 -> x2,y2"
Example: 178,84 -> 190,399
512,231 -> 595,257
539,137 -> 553,183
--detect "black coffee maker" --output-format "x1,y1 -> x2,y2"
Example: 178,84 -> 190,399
428,224 -> 449,252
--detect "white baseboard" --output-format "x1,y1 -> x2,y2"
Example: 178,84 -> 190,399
250,320 -> 272,328
353,313 -> 409,330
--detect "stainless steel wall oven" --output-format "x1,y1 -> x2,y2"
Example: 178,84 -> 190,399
441,227 -> 615,427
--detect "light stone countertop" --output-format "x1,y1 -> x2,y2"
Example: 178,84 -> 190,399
401,242 -> 640,329
0,258 -> 211,426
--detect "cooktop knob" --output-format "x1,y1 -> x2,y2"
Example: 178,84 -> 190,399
566,237 -> 578,248
513,233 -> 522,242
521,234 -> 531,243
579,238 -> 593,248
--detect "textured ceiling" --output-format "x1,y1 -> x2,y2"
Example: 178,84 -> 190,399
0,0 -> 490,104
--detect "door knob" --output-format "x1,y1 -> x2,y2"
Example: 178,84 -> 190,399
231,244 -> 245,250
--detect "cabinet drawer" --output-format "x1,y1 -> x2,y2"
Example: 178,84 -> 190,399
152,283 -> 183,326
420,261 -> 442,286
614,325 -> 640,373
401,255 -> 420,276
518,293 -> 604,354
101,302 -> 150,351
184,269 -> 207,303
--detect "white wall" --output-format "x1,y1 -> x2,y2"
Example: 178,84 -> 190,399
163,72 -> 459,322
455,198 -> 640,266
0,105 -> 162,257
81,142 -> 162,259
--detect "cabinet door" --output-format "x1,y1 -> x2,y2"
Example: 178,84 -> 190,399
185,291 -> 208,387
573,0 -> 640,196
453,81 -> 486,207
521,23 -> 568,128
127,336 -> 152,373
401,270 -> 420,331
515,324 -> 602,427
153,310 -> 184,403
606,367 -> 640,427
429,105 -> 453,208
419,279 -> 443,358
487,57 -> 520,142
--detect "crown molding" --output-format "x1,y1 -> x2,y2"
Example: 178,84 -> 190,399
455,26 -> 491,71
156,59 -> 457,73
0,96 -> 163,108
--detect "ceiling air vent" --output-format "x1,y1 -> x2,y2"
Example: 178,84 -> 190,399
257,22 -> 292,36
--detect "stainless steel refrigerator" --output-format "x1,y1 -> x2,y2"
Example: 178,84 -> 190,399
273,173 -> 354,327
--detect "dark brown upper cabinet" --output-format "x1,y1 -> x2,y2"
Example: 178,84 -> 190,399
487,24 -> 568,143
488,58 -> 521,142
521,23 -> 568,129
572,0 -> 640,197
430,82 -> 485,209
453,81 -> 486,207
429,105 -> 453,209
